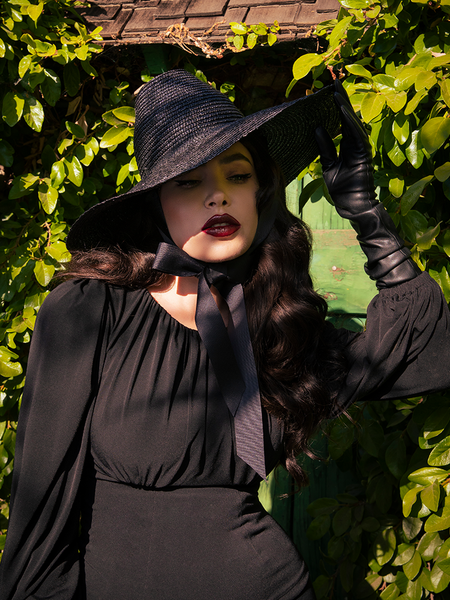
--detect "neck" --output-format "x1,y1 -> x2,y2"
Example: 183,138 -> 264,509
149,276 -> 229,329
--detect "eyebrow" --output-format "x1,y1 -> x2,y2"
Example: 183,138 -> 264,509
218,152 -> 253,166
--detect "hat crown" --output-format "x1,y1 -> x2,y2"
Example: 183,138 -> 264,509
134,70 -> 244,180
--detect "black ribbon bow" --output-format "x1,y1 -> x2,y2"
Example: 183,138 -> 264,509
153,242 -> 266,478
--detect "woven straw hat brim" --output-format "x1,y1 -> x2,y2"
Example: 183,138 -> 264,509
67,71 -> 340,252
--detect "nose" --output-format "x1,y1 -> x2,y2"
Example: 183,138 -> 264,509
204,189 -> 230,208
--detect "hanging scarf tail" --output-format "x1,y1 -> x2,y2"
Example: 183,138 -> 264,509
153,242 -> 267,479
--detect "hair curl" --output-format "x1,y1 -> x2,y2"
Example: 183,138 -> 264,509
61,134 -> 345,487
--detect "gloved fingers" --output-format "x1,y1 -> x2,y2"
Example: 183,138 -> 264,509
315,125 -> 337,169
336,98 -> 372,159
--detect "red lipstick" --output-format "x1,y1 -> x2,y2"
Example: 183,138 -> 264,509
202,214 -> 241,237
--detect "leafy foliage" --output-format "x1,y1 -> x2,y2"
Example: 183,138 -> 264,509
287,0 -> 450,596
0,0 -> 143,551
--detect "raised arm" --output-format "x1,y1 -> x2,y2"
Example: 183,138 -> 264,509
315,80 -> 421,289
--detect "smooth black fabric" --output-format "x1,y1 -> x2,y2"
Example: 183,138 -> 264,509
1,273 -> 450,600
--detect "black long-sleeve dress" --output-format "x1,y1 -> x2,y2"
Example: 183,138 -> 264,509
1,272 -> 450,600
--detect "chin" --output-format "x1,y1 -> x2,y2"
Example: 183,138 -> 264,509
183,241 -> 250,263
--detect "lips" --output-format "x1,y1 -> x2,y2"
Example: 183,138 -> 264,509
202,213 -> 241,237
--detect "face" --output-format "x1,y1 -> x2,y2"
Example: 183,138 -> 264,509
160,142 -> 259,263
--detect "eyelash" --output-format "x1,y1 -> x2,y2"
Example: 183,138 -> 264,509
174,173 -> 252,188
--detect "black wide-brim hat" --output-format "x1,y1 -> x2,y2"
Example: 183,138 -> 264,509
67,69 -> 341,252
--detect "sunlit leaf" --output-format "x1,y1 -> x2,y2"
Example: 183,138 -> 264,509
293,54 -> 324,80
400,176 -> 433,215
420,117 -> 450,154
100,125 -> 132,148
34,261 -> 55,287
360,92 -> 385,123
23,96 -> 44,132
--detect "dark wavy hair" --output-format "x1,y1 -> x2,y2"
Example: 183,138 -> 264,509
62,133 -> 345,486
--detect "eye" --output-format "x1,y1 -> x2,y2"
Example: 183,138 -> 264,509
229,173 -> 252,183
173,179 -> 200,189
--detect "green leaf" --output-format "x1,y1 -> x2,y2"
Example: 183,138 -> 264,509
293,54 -> 324,80
425,504 -> 450,533
429,436 -> 450,467
403,550 -> 422,580
23,96 -> 44,132
307,497 -> 339,517
64,156 -> 83,187
233,35 -> 244,50
415,70 -> 437,91
394,67 -> 423,91
0,357 -> 22,378
386,437 -> 407,479
47,241 -> 69,262
339,561 -> 355,593
112,106 -> 136,123
382,90 -> 407,113
41,69 -> 61,107
313,575 -> 332,599
430,562 -> 450,592
307,515 -> 331,540
403,516 -> 422,540
267,32 -> 277,46
332,506 -> 352,537
424,406 -> 450,439
421,480 -> 441,512
400,176 -> 433,215
116,162 -> 130,186
38,181 -> 58,214
345,64 -> 372,79
247,32 -> 257,49
34,261 -> 55,287
298,179 -> 324,211
64,62 -> 80,97
417,532 -> 442,560
0,139 -> 14,167
380,583 -> 400,600
404,90 -> 427,115
2,92 -> 25,127
387,139 -> 406,167
435,162 -> 450,182
359,419 -> 384,457
100,126 -> 132,148
18,54 -> 32,78
420,117 -> 450,154
65,121 -> 85,139
50,161 -> 65,188
229,22 -> 247,35
403,486 -> 423,517
373,528 -> 396,565
405,130 -> 424,169
438,557 -> 450,576
27,2 -> 44,22
327,16 -> 352,50
409,467 -> 448,485
392,114 -> 410,145
8,173 -> 39,199
440,80 -> 450,109
389,177 -> 404,198
360,92 -> 386,123
416,222 -> 440,251
393,544 -> 415,566
328,419 -> 355,459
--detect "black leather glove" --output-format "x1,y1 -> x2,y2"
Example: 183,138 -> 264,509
315,80 -> 421,289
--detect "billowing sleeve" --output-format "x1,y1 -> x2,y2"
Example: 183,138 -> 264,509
0,279 -> 110,600
330,271 -> 450,416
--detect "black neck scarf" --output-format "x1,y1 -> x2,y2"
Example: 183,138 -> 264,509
152,196 -> 278,479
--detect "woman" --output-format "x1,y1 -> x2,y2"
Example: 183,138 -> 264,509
1,70 -> 449,600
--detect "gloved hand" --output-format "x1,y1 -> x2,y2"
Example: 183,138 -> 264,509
315,80 -> 421,289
